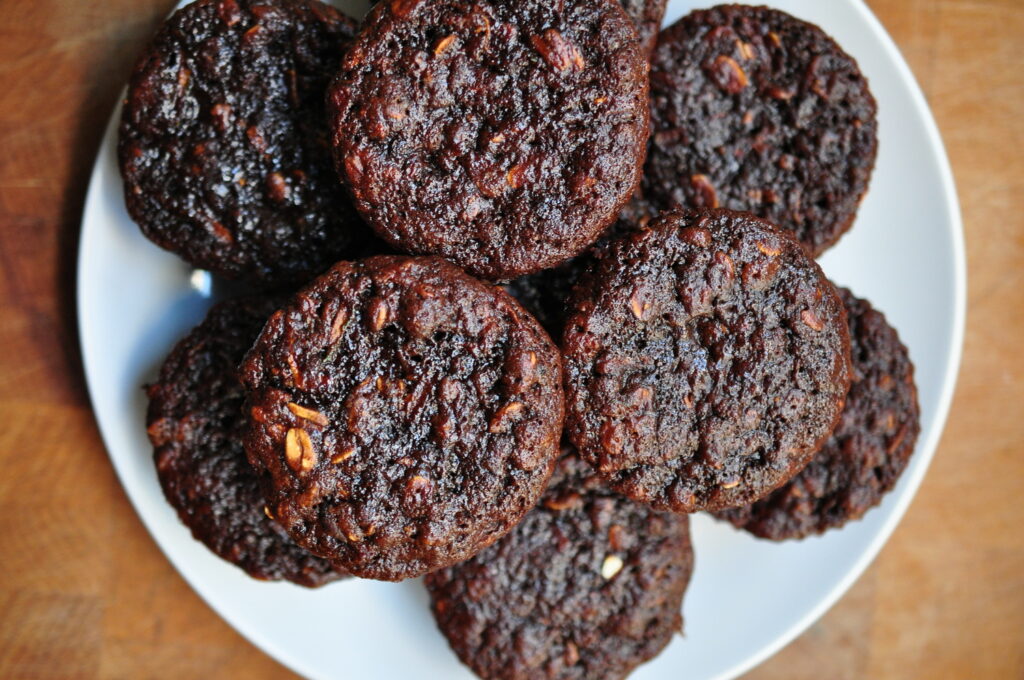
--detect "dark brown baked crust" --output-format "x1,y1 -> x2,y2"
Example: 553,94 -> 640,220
328,0 -> 650,280
119,0 -> 370,286
714,287 -> 920,538
643,5 -> 878,256
369,0 -> 666,58
146,297 -> 347,587
562,209 -> 852,513
425,453 -> 693,680
240,256 -> 565,580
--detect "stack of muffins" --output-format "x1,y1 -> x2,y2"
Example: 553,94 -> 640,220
124,1 -> 920,678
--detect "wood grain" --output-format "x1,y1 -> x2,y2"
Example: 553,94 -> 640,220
0,1 -> 1020,678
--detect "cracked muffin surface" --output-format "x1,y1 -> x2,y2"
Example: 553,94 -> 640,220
644,5 -> 878,255
329,0 -> 650,280
426,453 -> 693,680
119,0 -> 371,285
562,209 -> 852,513
241,256 -> 564,580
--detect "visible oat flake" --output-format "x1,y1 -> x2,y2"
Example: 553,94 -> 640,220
506,164 -> 527,189
285,427 -> 317,472
801,309 -> 825,331
709,55 -> 749,94
736,40 -> 755,60
629,293 -> 650,321
287,402 -> 328,427
489,402 -> 525,433
369,299 -> 390,331
530,29 -> 585,72
331,447 -> 356,464
690,174 -> 719,208
329,308 -> 349,343
434,34 -> 456,56
601,554 -> 624,579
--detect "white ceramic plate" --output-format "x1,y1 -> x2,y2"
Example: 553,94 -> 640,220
78,1 -> 965,678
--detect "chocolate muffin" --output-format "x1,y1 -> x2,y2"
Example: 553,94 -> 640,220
328,0 -> 650,280
119,0 -> 370,286
146,297 -> 347,587
240,256 -> 565,581
715,287 -> 920,539
562,209 -> 852,513
644,5 -> 878,256
425,453 -> 693,680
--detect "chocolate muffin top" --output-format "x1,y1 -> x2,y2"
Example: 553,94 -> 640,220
426,453 -> 693,680
147,296 -> 347,587
644,5 -> 878,255
562,209 -> 852,513
119,0 -> 371,286
240,256 -> 564,580
328,0 -> 650,280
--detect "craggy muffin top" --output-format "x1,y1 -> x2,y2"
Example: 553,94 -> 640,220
328,0 -> 650,279
120,0 -> 370,285
644,5 -> 878,255
426,453 -> 693,680
147,296 -> 347,587
562,209 -> 852,512
241,256 -> 564,580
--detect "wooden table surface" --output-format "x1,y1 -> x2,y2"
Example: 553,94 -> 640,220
0,0 -> 1020,678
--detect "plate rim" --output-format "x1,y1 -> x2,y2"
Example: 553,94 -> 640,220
75,1 -> 966,678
